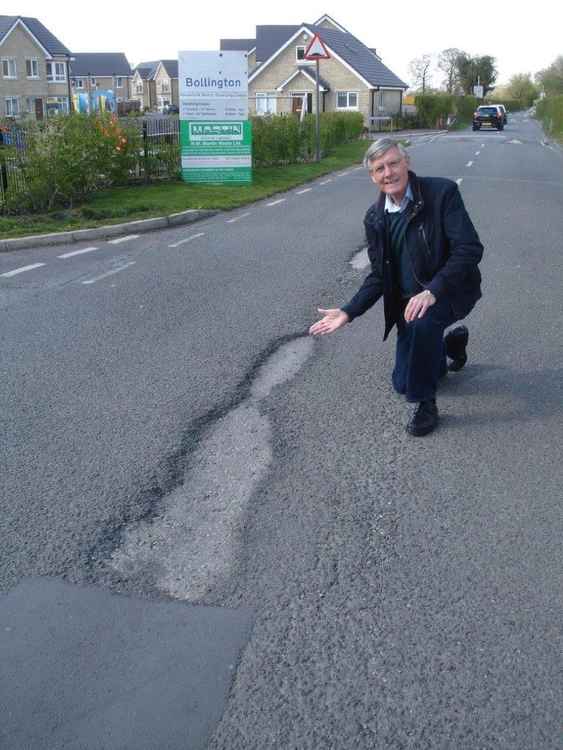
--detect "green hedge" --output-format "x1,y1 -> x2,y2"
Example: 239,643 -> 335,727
250,111 -> 364,166
535,95 -> 563,136
412,94 -> 480,127
2,113 -> 140,213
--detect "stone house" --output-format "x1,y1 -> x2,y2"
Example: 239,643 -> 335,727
131,60 -> 179,112
70,53 -> 132,112
0,15 -> 73,120
220,14 -> 407,126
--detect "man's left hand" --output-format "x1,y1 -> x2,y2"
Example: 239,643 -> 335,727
404,289 -> 436,322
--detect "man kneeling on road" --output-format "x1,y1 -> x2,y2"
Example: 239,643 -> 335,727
309,138 -> 484,436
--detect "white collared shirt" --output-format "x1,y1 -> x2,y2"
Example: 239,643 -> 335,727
385,184 -> 414,213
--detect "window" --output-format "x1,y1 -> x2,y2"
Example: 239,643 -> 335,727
5,97 -> 19,116
26,58 -> 39,78
296,46 -> 305,61
115,76 -> 123,88
46,61 -> 66,82
135,82 -> 143,94
73,78 -> 84,89
90,77 -> 97,86
255,92 -> 277,115
336,91 -> 359,110
46,96 -> 69,115
2,58 -> 17,79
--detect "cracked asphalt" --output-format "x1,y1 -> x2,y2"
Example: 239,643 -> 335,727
1,112 -> 562,748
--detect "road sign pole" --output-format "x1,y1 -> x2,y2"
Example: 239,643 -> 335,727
315,59 -> 320,162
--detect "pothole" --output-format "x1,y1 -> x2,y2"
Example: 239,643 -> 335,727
110,336 -> 314,601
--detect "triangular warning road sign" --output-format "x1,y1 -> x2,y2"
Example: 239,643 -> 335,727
304,34 -> 330,60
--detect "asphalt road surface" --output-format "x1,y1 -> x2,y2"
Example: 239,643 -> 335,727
1,111 -> 562,748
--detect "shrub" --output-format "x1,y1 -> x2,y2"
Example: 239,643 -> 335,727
4,113 -> 140,213
251,111 -> 363,166
535,95 -> 563,137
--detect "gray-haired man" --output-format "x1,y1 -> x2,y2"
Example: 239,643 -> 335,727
309,138 -> 483,436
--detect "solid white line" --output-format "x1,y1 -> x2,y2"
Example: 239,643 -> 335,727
82,261 -> 136,285
108,234 -> 139,244
226,212 -> 250,224
168,232 -> 205,248
57,246 -> 98,259
466,161 -> 473,167
266,199 -> 286,207
456,178 -> 463,185
1,262 -> 46,278
319,179 -> 332,185
296,188 -> 312,195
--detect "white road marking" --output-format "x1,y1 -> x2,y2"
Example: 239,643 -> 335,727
466,161 -> 473,167
82,261 -> 136,285
266,199 -> 286,207
226,212 -> 250,224
57,246 -> 98,259
296,188 -> 312,195
168,232 -> 205,248
481,143 -> 485,148
108,234 -> 139,244
475,151 -> 480,156
456,178 -> 463,185
336,171 -> 351,177
1,263 -> 46,278
319,179 -> 332,185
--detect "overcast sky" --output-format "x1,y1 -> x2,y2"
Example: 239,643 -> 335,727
11,0 -> 563,86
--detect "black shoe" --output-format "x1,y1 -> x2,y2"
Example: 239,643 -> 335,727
445,325 -> 468,372
406,399 -> 439,436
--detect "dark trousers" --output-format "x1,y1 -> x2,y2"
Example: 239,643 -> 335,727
392,297 -> 458,402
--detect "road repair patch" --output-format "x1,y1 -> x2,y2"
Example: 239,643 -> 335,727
0,578 -> 253,750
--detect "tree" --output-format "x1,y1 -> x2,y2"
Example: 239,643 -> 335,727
456,53 -> 497,97
507,73 -> 539,106
437,48 -> 462,93
409,54 -> 433,94
536,56 -> 563,96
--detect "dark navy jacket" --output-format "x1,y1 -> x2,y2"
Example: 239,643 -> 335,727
341,171 -> 484,340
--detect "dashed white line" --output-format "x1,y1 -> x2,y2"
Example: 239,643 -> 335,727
108,234 -> 139,244
266,199 -> 286,207
336,171 -> 351,177
168,232 -> 205,248
456,178 -> 463,185
226,212 -> 250,224
475,151 -> 480,156
82,261 -> 136,285
57,246 -> 98,259
319,179 -> 332,185
466,161 -> 474,167
481,143 -> 485,148
1,262 -> 46,278
296,188 -> 312,195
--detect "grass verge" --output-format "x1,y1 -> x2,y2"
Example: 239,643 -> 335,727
1,140 -> 369,239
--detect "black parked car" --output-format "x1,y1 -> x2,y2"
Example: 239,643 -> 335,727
472,105 -> 504,130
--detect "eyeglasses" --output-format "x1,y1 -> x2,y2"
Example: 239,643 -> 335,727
369,157 -> 404,176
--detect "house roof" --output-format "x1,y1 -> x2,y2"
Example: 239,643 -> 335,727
71,53 -> 131,77
160,59 -> 178,78
251,21 -> 407,90
220,38 -> 256,52
279,66 -> 330,91
134,61 -> 159,79
0,15 -> 71,56
134,59 -> 178,80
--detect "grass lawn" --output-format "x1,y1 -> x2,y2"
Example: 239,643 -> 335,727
1,140 -> 370,239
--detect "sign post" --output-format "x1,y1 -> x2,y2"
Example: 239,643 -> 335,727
178,51 -> 251,183
303,34 -> 330,162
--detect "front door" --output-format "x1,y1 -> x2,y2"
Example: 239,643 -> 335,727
34,98 -> 44,120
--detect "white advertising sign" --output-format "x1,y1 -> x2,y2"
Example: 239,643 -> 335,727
179,51 -> 248,121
